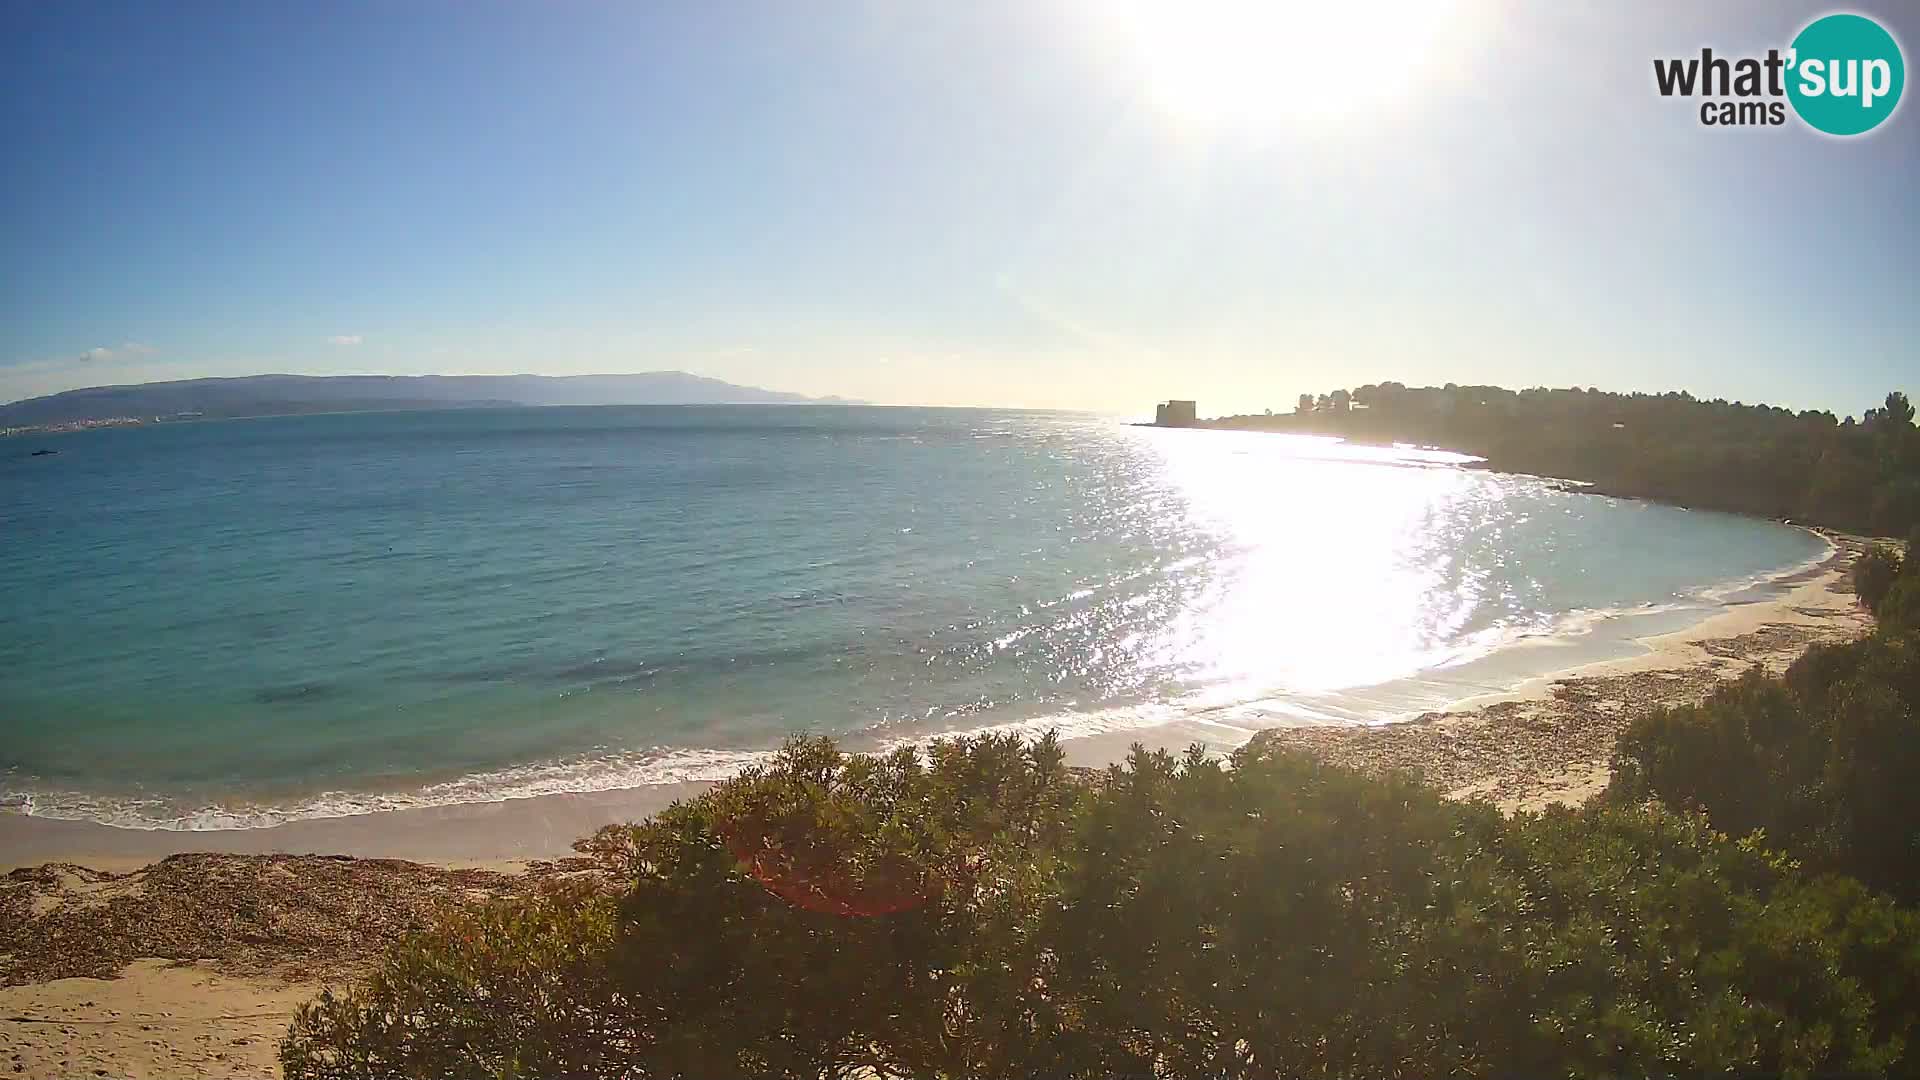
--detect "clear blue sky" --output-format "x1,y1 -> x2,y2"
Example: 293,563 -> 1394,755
3,1 -> 1915,416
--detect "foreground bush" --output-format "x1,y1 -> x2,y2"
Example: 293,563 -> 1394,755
280,880 -> 625,1079
1039,747 -> 1914,1078
1857,544 -> 1906,614
287,732 -> 1083,1079
1612,628 -> 1920,901
1882,575 -> 1920,636
284,735 -> 1920,1078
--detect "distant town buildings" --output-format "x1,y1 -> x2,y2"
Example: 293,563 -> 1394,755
1,412 -> 205,439
1154,400 -> 1197,427
1,416 -> 145,437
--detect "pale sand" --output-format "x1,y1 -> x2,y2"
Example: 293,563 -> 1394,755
0,535 -> 1874,1078
1243,535 -> 1873,813
1,960 -> 309,1079
1,855 -> 592,1079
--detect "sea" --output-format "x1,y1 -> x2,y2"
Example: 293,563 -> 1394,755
0,406 -> 1829,830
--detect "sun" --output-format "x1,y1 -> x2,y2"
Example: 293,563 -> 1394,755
1103,0 -> 1473,136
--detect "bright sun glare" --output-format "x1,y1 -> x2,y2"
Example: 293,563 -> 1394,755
1106,0 -> 1472,135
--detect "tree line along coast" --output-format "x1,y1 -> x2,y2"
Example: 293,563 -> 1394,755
1191,383 -> 1920,538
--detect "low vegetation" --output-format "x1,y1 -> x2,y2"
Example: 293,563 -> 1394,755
1614,539 -> 1920,901
285,734 -> 1920,1078
287,603 -> 1920,1078
282,441 -> 1920,1078
1855,542 -> 1905,614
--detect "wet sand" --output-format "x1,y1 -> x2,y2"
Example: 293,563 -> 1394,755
0,535 -> 1877,1078
1242,534 -> 1873,812
0,781 -> 711,875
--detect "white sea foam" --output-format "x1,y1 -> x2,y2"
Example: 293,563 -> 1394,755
9,746 -> 775,831
4,532 -> 1834,832
1,416 -> 1837,834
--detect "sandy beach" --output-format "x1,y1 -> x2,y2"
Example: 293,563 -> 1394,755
1245,534 -> 1874,813
0,855 -> 602,1077
0,535 -> 1876,1078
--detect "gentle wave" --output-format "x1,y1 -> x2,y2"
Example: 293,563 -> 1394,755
7,746 -> 772,831
1,406 -> 1834,834
1694,529 -> 1835,600
7,710 -> 1173,831
2,534 -> 1830,832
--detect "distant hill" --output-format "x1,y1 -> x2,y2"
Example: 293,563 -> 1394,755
0,372 -> 856,427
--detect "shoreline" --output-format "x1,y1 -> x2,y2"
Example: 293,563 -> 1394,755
1244,533 -> 1872,812
0,538 -> 1875,1079
0,529 -> 1852,872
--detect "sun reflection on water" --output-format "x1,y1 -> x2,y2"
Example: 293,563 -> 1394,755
1139,428 -> 1510,700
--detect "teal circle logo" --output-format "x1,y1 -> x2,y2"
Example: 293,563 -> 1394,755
1786,13 -> 1905,135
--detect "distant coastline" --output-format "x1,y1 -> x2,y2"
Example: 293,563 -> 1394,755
2,400 -> 868,442
0,370 -> 860,434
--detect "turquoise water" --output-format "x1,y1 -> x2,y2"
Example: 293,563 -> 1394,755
0,407 -> 1826,828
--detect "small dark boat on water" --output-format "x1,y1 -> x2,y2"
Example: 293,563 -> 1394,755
29,449 -> 57,456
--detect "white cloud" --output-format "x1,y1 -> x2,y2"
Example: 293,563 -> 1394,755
327,335 -> 363,346
64,342 -> 152,363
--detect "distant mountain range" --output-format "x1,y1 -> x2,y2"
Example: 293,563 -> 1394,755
0,372 -> 857,427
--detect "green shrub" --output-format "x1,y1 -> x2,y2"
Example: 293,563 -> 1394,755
283,736 -> 1920,1078
1035,746 -> 1484,1077
1608,667 -> 1826,845
1881,576 -> 1920,635
1043,746 -> 1909,1078
1857,544 -> 1905,613
1612,632 -> 1920,901
1475,807 -> 1911,1077
588,732 -> 1084,1079
284,732 -> 1085,1080
281,880 -> 626,1080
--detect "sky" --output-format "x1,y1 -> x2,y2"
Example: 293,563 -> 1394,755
2,1 -> 1916,417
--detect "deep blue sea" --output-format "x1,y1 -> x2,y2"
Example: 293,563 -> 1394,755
0,406 -> 1827,829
